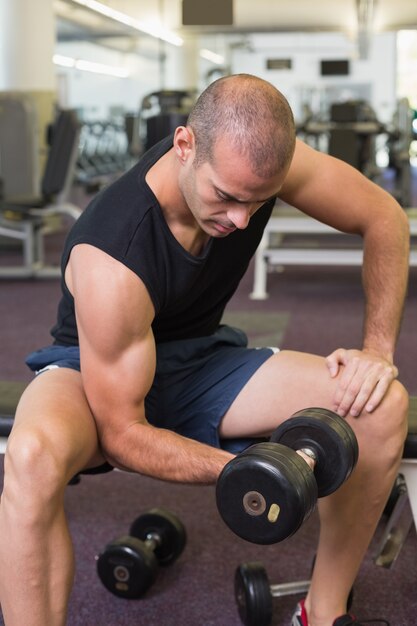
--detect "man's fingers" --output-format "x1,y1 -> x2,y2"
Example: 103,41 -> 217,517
332,356 -> 360,414
334,360 -> 398,417
344,373 -> 384,416
325,348 -> 347,377
364,367 -> 399,413
327,348 -> 399,418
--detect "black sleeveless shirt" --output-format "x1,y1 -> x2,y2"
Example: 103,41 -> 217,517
51,135 -> 275,346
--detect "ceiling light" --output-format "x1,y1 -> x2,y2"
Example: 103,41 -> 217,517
53,54 -> 130,77
53,53 -> 76,68
71,0 -> 183,47
199,49 -> 225,64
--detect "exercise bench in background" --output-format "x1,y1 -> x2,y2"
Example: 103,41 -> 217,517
250,205 -> 417,300
0,108 -> 82,279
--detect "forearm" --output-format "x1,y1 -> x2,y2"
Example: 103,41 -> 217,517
361,208 -> 410,359
99,418 -> 234,485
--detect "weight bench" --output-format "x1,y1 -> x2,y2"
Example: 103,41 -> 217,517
373,395 -> 417,568
250,206 -> 417,300
0,380 -> 416,566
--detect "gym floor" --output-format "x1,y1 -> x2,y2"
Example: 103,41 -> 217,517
0,177 -> 416,625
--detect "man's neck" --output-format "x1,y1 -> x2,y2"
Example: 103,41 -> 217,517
145,148 -> 209,256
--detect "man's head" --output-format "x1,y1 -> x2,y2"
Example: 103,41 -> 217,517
187,73 -> 296,178
173,74 -> 296,237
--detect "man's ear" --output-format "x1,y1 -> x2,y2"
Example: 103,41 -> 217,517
173,126 -> 195,163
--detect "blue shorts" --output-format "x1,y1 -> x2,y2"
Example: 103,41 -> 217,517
25,326 -> 277,470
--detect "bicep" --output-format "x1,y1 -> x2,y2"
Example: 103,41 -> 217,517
68,244 -> 156,430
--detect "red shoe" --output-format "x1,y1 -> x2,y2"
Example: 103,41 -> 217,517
291,599 -> 390,626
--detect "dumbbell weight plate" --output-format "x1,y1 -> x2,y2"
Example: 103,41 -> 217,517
130,508 -> 187,566
96,535 -> 158,598
294,407 -> 358,493
243,442 -> 318,524
235,562 -> 273,626
241,443 -> 317,527
300,407 -> 359,475
271,408 -> 358,497
216,443 -> 318,544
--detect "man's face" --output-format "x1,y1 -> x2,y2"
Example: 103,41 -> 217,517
179,136 -> 287,237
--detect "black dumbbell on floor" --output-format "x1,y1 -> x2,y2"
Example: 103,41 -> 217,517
96,508 -> 187,599
216,408 -> 359,544
235,562 -> 309,626
235,561 -> 354,626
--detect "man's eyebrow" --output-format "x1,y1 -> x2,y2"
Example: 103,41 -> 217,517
214,185 -> 277,204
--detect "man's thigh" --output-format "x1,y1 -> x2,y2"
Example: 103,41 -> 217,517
12,367 -> 107,478
146,326 -> 275,452
219,350 -> 338,439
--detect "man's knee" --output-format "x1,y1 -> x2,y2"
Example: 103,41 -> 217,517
360,380 -> 409,460
3,426 -> 68,507
380,379 -> 409,432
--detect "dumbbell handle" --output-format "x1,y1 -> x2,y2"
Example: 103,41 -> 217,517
296,447 -> 316,470
270,579 -> 310,598
144,532 -> 162,553
269,577 -> 354,609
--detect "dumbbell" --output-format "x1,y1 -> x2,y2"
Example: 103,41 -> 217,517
96,508 -> 187,599
235,561 -> 354,626
235,562 -> 309,626
216,407 -> 358,544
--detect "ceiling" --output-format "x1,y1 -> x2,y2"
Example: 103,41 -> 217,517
54,0 -> 417,51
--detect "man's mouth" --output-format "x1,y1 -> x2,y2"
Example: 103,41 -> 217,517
212,221 -> 236,234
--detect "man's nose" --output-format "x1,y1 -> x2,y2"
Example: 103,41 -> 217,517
226,204 -> 254,229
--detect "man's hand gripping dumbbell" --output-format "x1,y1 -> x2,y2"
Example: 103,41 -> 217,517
216,408 -> 359,544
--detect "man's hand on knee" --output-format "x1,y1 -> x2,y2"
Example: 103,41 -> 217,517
325,347 -> 399,417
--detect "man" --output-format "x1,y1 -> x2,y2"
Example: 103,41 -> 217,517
0,74 -> 409,626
